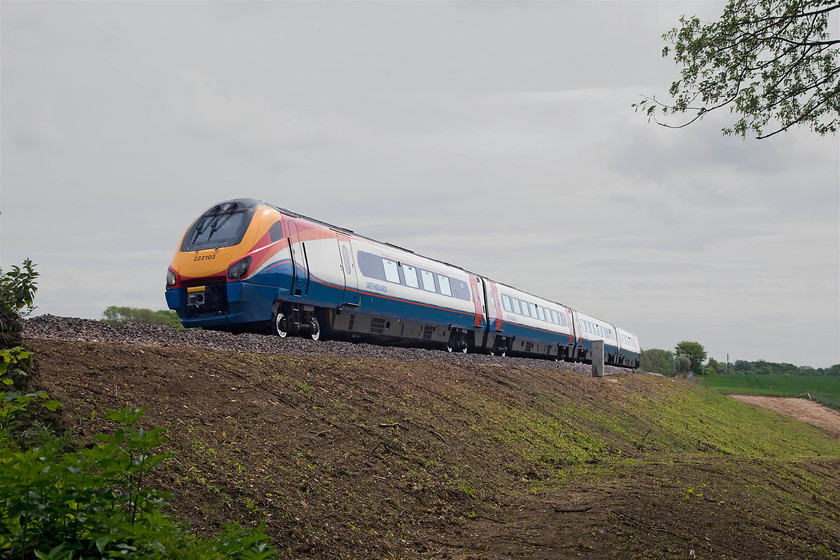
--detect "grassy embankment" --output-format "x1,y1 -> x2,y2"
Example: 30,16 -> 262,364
30,341 -> 840,558
701,374 -> 840,408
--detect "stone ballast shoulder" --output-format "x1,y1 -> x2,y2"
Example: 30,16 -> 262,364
22,314 -> 630,376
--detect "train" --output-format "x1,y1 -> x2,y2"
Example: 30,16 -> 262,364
165,198 -> 641,368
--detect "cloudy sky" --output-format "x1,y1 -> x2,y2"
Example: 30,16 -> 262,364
2,1 -> 838,367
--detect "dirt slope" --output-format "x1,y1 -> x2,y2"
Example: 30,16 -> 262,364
27,338 -> 840,560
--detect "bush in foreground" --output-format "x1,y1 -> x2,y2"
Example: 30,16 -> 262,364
0,355 -> 277,559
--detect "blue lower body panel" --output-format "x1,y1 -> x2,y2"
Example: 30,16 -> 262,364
166,281 -> 279,329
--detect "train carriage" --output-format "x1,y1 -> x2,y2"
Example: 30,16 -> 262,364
482,280 -> 575,360
570,310 -> 624,366
330,236 -> 486,351
616,328 -> 642,368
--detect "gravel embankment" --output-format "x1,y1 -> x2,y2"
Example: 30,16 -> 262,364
23,314 -> 630,376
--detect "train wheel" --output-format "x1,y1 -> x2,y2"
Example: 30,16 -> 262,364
309,316 -> 321,341
273,311 -> 289,338
446,332 -> 467,353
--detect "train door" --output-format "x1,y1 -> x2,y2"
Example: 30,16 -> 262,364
336,234 -> 361,306
468,275 -> 484,328
571,310 -> 585,360
489,282 -> 504,332
287,221 -> 309,296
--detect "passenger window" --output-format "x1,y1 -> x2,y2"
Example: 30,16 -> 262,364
421,270 -> 436,292
501,294 -> 512,312
521,302 -> 531,318
511,298 -> 522,315
383,259 -> 400,283
357,251 -> 386,281
403,265 -> 419,288
269,222 -> 284,242
537,306 -> 545,321
438,275 -> 452,296
341,246 -> 352,273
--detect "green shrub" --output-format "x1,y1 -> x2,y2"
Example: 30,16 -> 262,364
1,259 -> 39,350
674,354 -> 691,375
102,306 -> 183,329
0,368 -> 277,559
0,259 -> 39,318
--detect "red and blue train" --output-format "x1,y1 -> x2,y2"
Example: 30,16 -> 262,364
165,198 -> 641,368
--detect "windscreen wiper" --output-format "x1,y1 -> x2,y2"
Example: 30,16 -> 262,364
205,213 -> 233,242
190,214 -> 212,245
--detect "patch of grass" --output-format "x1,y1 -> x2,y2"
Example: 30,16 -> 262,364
462,374 -> 840,483
701,375 -> 840,408
467,396 -> 611,471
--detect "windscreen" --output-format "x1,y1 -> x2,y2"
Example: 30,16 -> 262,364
180,201 -> 257,252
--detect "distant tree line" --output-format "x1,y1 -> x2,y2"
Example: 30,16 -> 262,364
641,345 -> 839,377
724,360 -> 840,377
102,306 -> 182,329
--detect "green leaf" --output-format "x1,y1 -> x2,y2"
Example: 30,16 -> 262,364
95,535 -> 110,553
41,400 -> 62,412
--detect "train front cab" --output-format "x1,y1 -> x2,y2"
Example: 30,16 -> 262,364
165,199 -> 290,331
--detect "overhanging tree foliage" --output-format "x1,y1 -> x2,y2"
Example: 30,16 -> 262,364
635,0 -> 840,139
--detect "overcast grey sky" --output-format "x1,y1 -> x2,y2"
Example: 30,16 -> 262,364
2,1 -> 838,367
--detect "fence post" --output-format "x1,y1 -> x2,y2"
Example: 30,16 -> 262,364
592,340 -> 605,378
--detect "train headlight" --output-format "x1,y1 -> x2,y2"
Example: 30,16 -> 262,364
227,256 -> 252,280
166,268 -> 177,287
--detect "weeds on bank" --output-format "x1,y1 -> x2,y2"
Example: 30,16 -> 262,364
0,347 -> 278,559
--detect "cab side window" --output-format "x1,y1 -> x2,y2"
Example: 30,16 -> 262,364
269,222 -> 284,242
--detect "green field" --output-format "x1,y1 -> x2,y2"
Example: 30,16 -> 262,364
701,374 -> 840,408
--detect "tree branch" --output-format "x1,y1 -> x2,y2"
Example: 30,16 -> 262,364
756,91 -> 834,138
